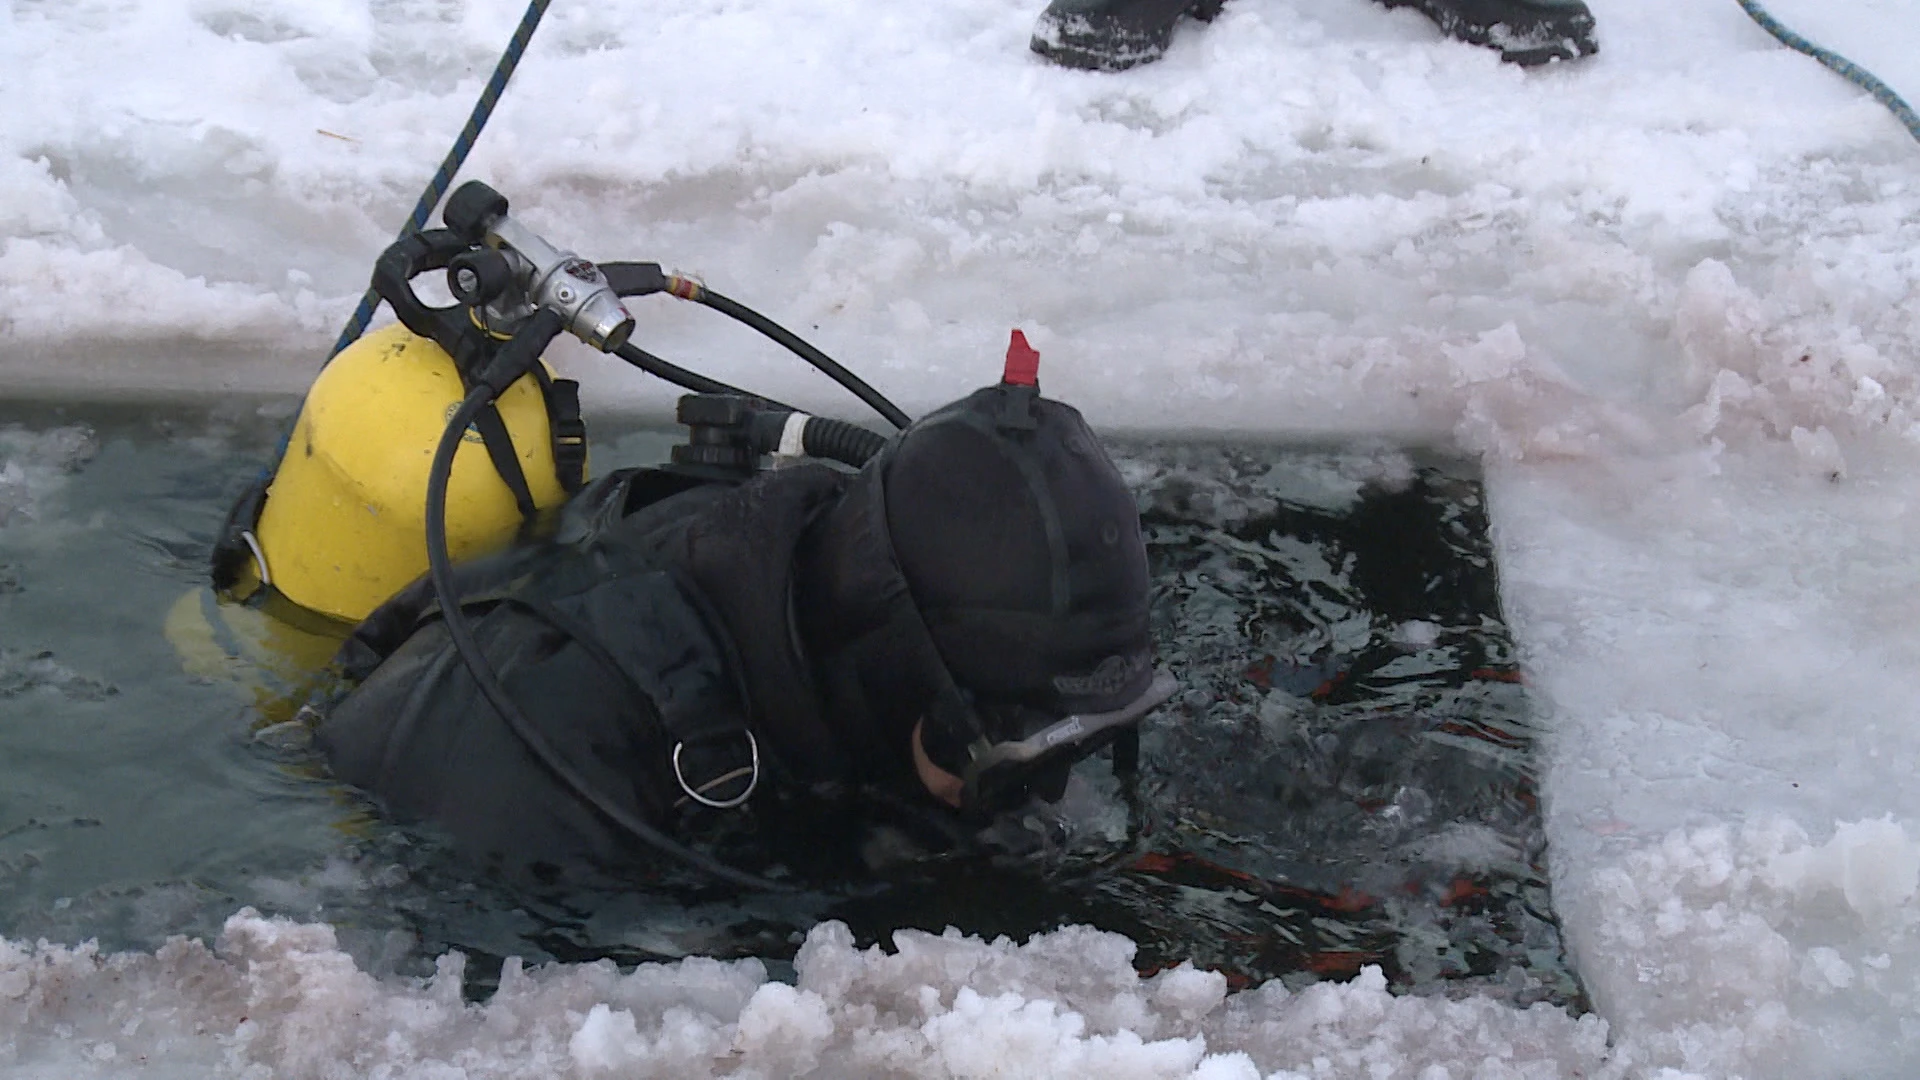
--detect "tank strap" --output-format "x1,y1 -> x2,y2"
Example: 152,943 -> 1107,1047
533,366 -> 587,493
469,404 -> 540,520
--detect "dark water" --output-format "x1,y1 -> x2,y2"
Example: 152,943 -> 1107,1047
0,400 -> 1580,1009
1105,443 -> 1569,1002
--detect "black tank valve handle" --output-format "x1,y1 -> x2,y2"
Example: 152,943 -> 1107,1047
447,249 -> 516,308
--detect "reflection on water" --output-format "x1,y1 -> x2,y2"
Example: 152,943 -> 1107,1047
0,402 -> 1579,1010
1106,442 -> 1570,1004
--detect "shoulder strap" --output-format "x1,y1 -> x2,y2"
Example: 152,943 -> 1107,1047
499,584 -> 759,810
679,465 -> 850,782
469,403 -> 540,521
533,366 -> 588,494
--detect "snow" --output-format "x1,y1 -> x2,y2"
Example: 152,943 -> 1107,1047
3,0 -> 1920,1074
2,909 -> 1613,1078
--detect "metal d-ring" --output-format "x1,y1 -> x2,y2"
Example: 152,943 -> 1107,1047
672,732 -> 760,810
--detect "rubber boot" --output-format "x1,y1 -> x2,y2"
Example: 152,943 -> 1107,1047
1030,0 -> 1227,72
1379,0 -> 1596,65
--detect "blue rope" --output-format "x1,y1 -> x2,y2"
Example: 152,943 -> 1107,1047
327,0 -> 554,359
1735,0 -> 1920,145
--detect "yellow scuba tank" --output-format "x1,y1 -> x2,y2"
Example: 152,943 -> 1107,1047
242,322 -> 574,624
168,321 -> 583,717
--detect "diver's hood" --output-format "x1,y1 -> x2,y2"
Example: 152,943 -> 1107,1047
885,384 -> 1155,714
794,371 -> 1167,813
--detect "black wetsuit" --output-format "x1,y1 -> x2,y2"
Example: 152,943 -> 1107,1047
312,463 -> 917,880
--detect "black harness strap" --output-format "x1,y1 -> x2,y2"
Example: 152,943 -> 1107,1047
497,595 -> 654,712
469,403 -> 540,521
533,366 -> 588,493
496,593 -> 757,805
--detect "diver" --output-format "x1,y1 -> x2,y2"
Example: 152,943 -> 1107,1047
301,341 -> 1173,888
184,181 -> 1174,890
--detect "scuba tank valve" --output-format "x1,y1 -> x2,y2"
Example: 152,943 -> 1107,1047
441,182 -> 636,353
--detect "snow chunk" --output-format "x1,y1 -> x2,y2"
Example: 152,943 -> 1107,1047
1766,817 -> 1920,921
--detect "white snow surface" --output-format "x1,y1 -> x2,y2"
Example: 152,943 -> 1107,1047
5,0 -> 1920,1075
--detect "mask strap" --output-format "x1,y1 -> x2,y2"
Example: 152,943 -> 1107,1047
855,446 -> 991,764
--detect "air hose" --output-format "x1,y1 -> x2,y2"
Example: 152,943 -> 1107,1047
664,276 -> 912,430
1736,0 -> 1920,145
425,309 -> 796,893
616,342 -> 756,400
598,261 -> 907,430
790,415 -> 891,464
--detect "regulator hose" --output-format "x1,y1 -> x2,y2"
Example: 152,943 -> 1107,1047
664,275 -> 911,431
741,411 -> 888,466
799,416 -> 890,465
614,341 -> 769,402
602,262 -> 906,429
426,312 -> 793,893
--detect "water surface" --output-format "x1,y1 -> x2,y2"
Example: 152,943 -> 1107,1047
0,400 -> 1578,1008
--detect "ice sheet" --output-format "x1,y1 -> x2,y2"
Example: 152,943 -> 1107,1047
5,0 -> 1920,1074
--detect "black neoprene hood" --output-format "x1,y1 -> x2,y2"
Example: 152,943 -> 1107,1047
883,384 -> 1155,717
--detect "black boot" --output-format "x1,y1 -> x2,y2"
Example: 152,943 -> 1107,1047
1379,0 -> 1596,65
1030,0 -> 1226,72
